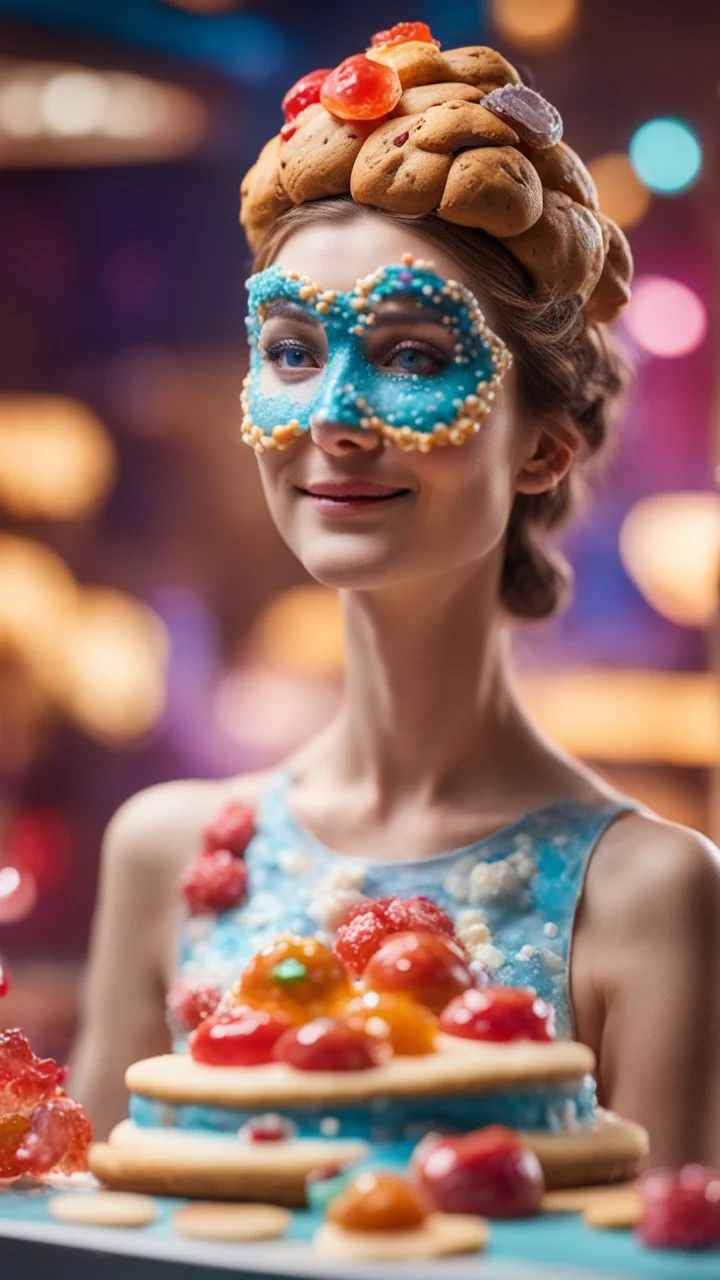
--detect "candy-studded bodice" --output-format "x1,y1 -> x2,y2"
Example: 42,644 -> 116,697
175,770 -> 636,1046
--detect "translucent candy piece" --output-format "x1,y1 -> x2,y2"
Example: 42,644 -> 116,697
15,1096 -> 92,1176
482,84 -> 563,150
328,1171 -> 431,1231
0,1113 -> 30,1178
320,54 -> 402,122
0,1028 -> 64,1117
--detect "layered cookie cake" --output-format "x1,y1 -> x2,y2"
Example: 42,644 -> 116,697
90,912 -> 648,1204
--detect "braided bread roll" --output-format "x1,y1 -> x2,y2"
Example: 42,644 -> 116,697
240,43 -> 632,322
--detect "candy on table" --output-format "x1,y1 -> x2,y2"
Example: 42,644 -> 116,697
273,1016 -> 392,1072
15,1096 -> 92,1176
307,1164 -> 356,1214
368,21 -> 441,50
189,1005 -> 292,1067
320,54 -> 402,122
166,978 -> 222,1033
237,1113 -> 298,1144
440,986 -> 556,1043
0,1029 -> 91,1180
181,848 -> 248,915
638,1165 -> 720,1250
202,800 -> 256,857
343,990 -> 438,1056
233,935 -> 353,1024
411,1126 -> 545,1220
327,1171 -> 433,1232
362,929 -> 475,1015
0,1027 -> 66,1115
0,1113 -> 30,1178
335,895 -> 457,977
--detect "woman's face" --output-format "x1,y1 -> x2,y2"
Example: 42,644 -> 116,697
248,213 -> 539,592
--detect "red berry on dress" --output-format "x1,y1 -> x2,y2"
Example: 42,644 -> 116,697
440,986 -> 556,1043
166,979 -> 222,1033
202,801 -> 255,856
369,21 -> 441,49
320,54 -> 402,122
334,895 -> 456,976
181,850 -> 248,915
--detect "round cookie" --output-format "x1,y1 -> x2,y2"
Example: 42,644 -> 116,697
49,1191 -> 157,1228
279,104 -> 374,205
315,1212 -> 489,1261
499,188 -> 606,302
584,1186 -> 641,1230
390,81 -> 486,117
239,135 -> 292,253
368,40 -> 450,89
411,101 -> 519,152
542,1182 -> 638,1214
443,45 -> 521,91
583,213 -> 634,322
350,116 -> 452,216
520,1111 -> 649,1189
437,146 -> 543,237
172,1202 -> 290,1242
524,140 -> 599,211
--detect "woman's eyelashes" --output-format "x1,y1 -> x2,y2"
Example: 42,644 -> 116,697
260,331 -> 452,380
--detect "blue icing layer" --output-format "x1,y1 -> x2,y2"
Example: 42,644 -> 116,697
130,1074 -> 596,1141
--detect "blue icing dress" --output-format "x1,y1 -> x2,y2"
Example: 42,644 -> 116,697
175,768 -> 638,1044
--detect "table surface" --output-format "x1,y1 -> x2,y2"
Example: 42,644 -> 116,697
1,1187 -> 718,1280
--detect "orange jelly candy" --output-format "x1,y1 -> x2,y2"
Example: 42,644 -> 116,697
369,22 -> 440,50
328,1171 -> 432,1232
343,991 -> 438,1055
234,935 -> 353,1024
320,54 -> 402,122
0,1114 -> 30,1179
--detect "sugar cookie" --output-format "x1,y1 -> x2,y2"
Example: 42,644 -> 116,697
49,1191 -> 157,1228
172,1202 -> 290,1242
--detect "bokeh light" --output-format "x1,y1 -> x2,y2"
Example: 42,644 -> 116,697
245,586 -> 345,680
0,866 -> 38,925
587,152 -> 651,230
629,117 -> 702,194
215,664 -> 340,755
491,0 -> 579,50
620,493 -> 720,628
622,276 -> 707,357
0,536 -> 77,696
5,810 -> 73,892
0,395 -> 115,519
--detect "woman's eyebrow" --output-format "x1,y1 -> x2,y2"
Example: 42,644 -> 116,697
261,299 -> 320,325
370,304 -> 451,329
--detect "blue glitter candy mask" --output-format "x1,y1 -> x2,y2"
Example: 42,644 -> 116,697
241,255 -> 513,454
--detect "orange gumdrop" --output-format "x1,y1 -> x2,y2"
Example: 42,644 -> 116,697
234,935 -> 353,1024
0,1114 -> 30,1179
327,1171 -> 432,1232
320,54 -> 402,122
344,991 -> 438,1056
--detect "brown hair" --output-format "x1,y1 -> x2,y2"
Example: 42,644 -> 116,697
250,195 -> 634,620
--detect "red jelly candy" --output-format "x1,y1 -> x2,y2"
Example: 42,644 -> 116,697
639,1166 -> 720,1250
181,850 -> 248,915
412,1126 -> 544,1219
440,986 -> 555,1043
320,54 -> 402,122
202,801 -> 255,856
362,930 -> 474,1014
369,21 -> 441,49
15,1097 -> 92,1176
335,895 -> 456,977
189,1006 -> 291,1067
237,1113 -> 297,1144
0,1113 -> 30,1178
0,960 -> 9,997
0,1028 -> 64,1115
166,979 -> 222,1033
274,1017 -> 391,1072
282,69 -> 333,125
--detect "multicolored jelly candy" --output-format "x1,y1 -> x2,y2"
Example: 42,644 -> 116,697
235,935 -> 352,1023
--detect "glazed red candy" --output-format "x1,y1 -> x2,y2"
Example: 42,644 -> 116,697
335,895 -> 456,976
370,21 -> 441,49
190,1006 -> 291,1067
362,929 -> 474,1014
320,54 -> 402,122
0,1028 -> 65,1115
274,1017 -> 391,1072
282,69 -> 333,125
440,986 -> 555,1043
15,1096 -> 92,1176
639,1166 -> 720,1250
181,849 -> 248,915
166,979 -> 222,1033
203,801 -> 255,857
412,1126 -> 544,1219
0,1113 -> 30,1179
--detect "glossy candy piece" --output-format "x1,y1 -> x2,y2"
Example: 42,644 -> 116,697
327,1170 -> 432,1231
274,1017 -> 392,1072
166,979 -> 222,1033
0,1028 -> 65,1116
235,935 -> 352,1023
189,1006 -> 292,1067
237,1113 -> 298,1144
482,84 -> 563,151
15,1096 -> 92,1176
412,1126 -> 544,1219
202,801 -> 255,856
181,850 -> 248,915
362,930 -> 474,1014
0,959 -> 9,997
0,1113 -> 30,1178
343,991 -> 438,1055
440,986 -> 555,1043
320,54 -> 402,122
638,1165 -> 720,1249
335,895 -> 457,977
282,69 -> 334,125
369,21 -> 440,50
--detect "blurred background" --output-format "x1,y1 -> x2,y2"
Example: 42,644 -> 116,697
0,0 -> 717,1060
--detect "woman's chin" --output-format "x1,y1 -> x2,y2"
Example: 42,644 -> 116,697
298,544 -> 410,591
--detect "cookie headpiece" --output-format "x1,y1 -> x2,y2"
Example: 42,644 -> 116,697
239,21 -> 633,325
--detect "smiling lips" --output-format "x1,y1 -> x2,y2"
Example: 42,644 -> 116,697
297,478 -> 411,513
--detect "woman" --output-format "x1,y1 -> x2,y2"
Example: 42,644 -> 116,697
71,31 -> 720,1161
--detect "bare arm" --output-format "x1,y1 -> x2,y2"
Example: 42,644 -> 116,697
573,815 -> 720,1165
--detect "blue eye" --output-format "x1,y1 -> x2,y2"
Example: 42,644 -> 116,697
264,339 -> 320,372
384,342 -> 445,376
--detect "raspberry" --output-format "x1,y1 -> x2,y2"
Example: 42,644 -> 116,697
181,850 -> 248,915
369,21 -> 441,50
202,801 -> 255,856
0,1028 -> 65,1117
334,896 -> 456,975
15,1096 -> 92,1176
166,979 -> 222,1033
639,1165 -> 720,1250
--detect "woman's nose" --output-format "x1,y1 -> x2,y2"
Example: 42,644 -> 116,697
309,408 -> 383,455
